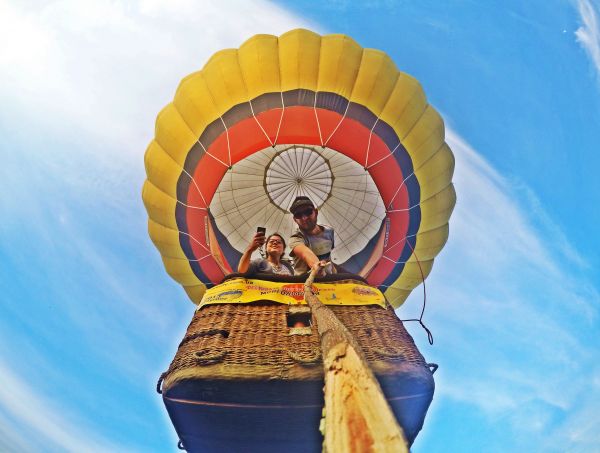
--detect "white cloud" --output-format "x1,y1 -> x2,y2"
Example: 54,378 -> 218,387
575,0 -> 600,79
0,1 -> 313,451
0,0 -> 319,148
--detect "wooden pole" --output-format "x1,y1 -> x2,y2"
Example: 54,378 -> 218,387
304,266 -> 408,453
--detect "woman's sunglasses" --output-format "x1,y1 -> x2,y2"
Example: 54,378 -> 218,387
293,208 -> 314,219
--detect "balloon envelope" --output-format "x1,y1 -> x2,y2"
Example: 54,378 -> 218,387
143,29 -> 455,307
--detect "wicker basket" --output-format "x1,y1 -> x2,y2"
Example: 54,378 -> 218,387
160,281 -> 435,452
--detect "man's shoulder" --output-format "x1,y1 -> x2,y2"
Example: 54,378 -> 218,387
288,229 -> 307,251
318,225 -> 335,239
290,228 -> 305,238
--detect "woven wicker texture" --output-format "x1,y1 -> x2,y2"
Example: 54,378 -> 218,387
162,300 -> 428,391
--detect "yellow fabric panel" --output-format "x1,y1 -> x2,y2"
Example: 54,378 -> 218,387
142,180 -> 178,230
383,286 -> 411,308
415,143 -> 455,201
162,256 -> 201,286
184,285 -> 206,305
419,183 -> 456,232
278,29 -> 321,92
413,223 -> 450,261
173,72 -> 220,137
393,259 -> 434,291
154,103 -> 198,167
198,278 -> 386,309
201,48 -> 248,116
144,140 -> 182,200
317,34 -> 362,97
350,49 -> 399,116
403,105 -> 445,170
148,218 -> 186,260
380,73 -> 427,140
238,34 -> 281,99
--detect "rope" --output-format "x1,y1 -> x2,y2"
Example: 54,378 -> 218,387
365,140 -> 402,170
273,92 -> 285,146
385,171 -> 416,211
249,99 -> 274,147
363,118 -> 380,169
219,116 -> 232,168
398,239 -> 434,345
196,138 -> 230,169
180,166 -> 209,208
323,101 -> 349,147
313,92 -> 324,146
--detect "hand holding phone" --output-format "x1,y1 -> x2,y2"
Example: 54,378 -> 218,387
249,227 -> 266,252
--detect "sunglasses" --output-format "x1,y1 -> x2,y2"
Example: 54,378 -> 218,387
293,208 -> 314,219
267,239 -> 283,245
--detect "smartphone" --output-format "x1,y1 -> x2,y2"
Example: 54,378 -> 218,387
256,227 -> 266,236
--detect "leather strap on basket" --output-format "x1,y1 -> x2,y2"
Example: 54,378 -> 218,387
371,346 -> 406,359
194,348 -> 227,365
287,347 -> 321,365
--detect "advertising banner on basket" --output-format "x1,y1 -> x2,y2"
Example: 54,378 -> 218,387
198,279 -> 386,308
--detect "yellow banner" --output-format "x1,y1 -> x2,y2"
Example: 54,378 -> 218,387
199,278 -> 386,309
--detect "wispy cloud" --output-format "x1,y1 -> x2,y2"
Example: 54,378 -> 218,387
0,0 -> 319,148
409,127 -> 600,450
0,359 -> 129,453
575,0 -> 600,79
0,0 -> 313,450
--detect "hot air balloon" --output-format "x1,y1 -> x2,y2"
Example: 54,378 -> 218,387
145,29 -> 455,452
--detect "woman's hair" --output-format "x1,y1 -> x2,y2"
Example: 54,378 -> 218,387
266,233 -> 286,255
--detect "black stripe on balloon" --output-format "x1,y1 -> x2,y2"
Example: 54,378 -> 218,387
177,142 -> 204,202
176,89 -> 420,283
222,102 -> 253,129
175,199 -> 212,287
198,116 -> 226,153
380,206 -> 421,289
315,91 -> 350,115
207,211 -> 242,271
250,92 -> 284,114
282,89 -> 316,107
372,121 -> 401,159
346,102 -> 378,130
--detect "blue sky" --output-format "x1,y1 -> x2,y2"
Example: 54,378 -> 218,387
1,1 -> 599,451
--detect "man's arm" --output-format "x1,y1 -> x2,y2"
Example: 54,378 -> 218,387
290,243 -> 320,270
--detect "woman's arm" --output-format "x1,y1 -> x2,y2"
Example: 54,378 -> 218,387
238,232 -> 265,272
